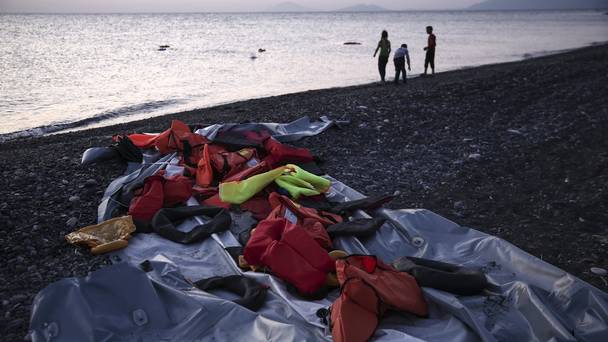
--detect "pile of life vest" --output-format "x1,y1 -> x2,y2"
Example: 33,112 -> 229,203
68,119 -> 489,341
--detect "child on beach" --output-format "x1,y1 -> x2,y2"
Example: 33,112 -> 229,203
393,44 -> 411,84
423,26 -> 436,76
373,30 -> 391,82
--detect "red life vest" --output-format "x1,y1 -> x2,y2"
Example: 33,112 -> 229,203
128,120 -> 208,156
267,192 -> 342,227
262,137 -> 314,168
331,255 -> 428,342
129,173 -> 195,221
128,175 -> 165,222
162,174 -> 193,208
196,144 -> 214,188
244,218 -> 335,295
202,192 -> 272,221
266,193 -> 338,250
222,160 -> 270,183
210,148 -> 258,179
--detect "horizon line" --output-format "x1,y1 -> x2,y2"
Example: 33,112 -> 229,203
1,8 -> 603,15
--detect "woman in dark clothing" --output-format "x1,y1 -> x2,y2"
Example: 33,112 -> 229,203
373,30 -> 391,82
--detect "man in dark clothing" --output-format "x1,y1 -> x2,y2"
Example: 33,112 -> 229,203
423,26 -> 436,76
393,44 -> 411,84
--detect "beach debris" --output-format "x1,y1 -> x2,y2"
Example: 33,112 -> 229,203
158,45 -> 170,51
250,54 -> 258,60
344,42 -> 362,45
65,216 -> 136,255
590,267 -> 607,276
258,48 -> 266,53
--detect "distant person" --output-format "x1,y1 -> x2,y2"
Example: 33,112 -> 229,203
393,44 -> 411,84
423,26 -> 436,76
373,30 -> 391,82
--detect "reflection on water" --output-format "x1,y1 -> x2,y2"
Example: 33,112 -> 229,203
0,11 -> 607,136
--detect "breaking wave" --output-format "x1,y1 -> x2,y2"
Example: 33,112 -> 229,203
0,99 -> 182,142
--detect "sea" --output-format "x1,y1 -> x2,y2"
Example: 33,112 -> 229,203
1,10 -> 607,139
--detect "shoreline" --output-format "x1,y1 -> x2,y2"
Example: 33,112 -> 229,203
1,43 -> 607,339
2,41 -> 607,142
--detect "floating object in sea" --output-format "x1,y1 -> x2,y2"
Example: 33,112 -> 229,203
344,42 -> 362,45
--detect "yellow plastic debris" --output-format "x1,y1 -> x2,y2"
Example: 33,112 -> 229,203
219,164 -> 331,204
65,216 -> 136,255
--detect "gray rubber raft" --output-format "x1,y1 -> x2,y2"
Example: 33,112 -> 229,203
28,120 -> 608,342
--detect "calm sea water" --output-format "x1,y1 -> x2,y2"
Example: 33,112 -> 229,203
1,11 -> 607,137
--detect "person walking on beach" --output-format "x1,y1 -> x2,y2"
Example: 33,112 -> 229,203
393,44 -> 411,84
373,30 -> 391,82
423,26 -> 436,76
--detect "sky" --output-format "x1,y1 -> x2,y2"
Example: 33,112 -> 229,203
0,1 -> 483,13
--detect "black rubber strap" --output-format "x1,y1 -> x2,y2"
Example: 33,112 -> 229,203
193,275 -> 268,311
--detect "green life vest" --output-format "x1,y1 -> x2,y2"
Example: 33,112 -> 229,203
219,164 -> 330,204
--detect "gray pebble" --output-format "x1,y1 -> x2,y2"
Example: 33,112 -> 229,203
66,217 -> 79,228
590,267 -> 607,276
454,201 -> 466,210
85,179 -> 97,187
507,129 -> 523,135
11,294 -> 27,303
468,153 -> 482,160
8,318 -> 25,329
68,195 -> 80,203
